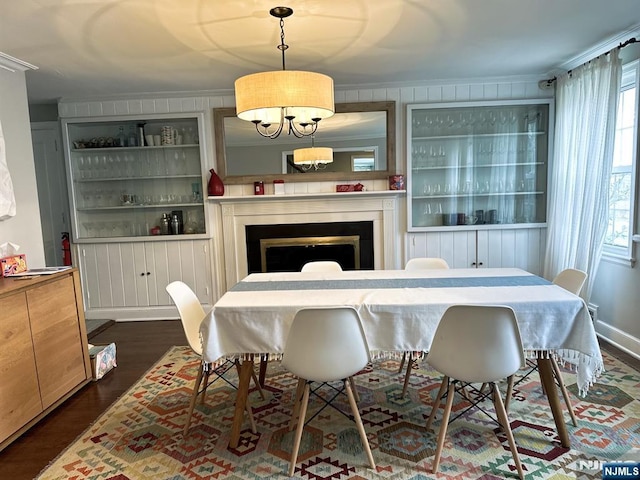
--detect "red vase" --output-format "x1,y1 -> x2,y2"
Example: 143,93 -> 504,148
208,168 -> 224,196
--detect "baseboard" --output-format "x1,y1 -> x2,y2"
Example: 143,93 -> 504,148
595,319 -> 640,361
86,319 -> 116,339
84,305 -> 212,322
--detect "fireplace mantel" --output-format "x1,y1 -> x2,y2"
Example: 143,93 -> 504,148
207,190 -> 405,204
209,191 -> 404,291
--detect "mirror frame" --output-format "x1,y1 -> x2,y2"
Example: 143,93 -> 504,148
213,101 -> 396,184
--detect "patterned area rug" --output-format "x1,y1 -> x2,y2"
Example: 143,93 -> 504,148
37,347 -> 640,479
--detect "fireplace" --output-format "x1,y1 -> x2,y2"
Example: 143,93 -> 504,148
246,221 -> 374,273
210,191 -> 401,291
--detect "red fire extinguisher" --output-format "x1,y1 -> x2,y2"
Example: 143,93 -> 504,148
62,232 -> 72,266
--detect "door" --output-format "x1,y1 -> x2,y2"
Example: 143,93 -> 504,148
415,230 -> 478,268
480,228 -> 546,275
31,123 -> 70,266
0,293 -> 42,443
79,243 -> 149,308
28,275 -> 87,409
145,239 -> 213,306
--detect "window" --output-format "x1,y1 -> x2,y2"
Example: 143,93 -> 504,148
604,61 -> 639,260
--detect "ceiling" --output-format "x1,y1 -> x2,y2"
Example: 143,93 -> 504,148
2,0 -> 640,105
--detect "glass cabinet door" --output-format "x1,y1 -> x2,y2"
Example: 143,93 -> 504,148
63,115 -> 207,241
407,100 -> 552,230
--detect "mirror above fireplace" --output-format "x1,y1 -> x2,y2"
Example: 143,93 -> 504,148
213,101 -> 396,184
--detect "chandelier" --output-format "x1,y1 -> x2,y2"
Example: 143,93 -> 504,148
234,6 -> 335,139
293,135 -> 333,170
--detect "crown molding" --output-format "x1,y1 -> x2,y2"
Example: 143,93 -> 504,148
0,52 -> 38,73
547,24 -> 640,77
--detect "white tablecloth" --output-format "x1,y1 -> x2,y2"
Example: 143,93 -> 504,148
201,268 -> 603,395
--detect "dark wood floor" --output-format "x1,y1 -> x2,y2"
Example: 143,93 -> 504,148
0,320 -> 186,480
0,321 -> 637,480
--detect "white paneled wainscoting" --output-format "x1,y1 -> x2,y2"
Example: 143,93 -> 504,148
407,227 -> 547,274
76,239 -> 213,320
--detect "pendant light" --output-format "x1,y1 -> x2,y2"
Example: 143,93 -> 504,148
293,135 -> 333,170
234,6 -> 335,139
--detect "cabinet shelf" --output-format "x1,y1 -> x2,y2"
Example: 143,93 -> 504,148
75,174 -> 201,183
71,144 -> 199,153
411,131 -> 546,141
78,202 -> 203,212
412,161 -> 544,171
414,191 -> 544,200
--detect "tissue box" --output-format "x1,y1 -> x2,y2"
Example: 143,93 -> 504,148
1,254 -> 27,277
89,343 -> 117,380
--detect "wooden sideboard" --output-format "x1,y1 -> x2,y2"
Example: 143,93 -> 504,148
0,268 -> 91,451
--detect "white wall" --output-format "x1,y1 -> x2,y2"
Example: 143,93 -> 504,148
0,65 -> 45,267
589,45 -> 640,359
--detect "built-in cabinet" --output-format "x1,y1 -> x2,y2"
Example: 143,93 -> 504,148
61,114 -> 214,320
406,99 -> 552,272
78,239 -> 213,319
0,270 -> 91,451
409,228 -> 546,274
62,114 -> 207,241
407,99 -> 552,231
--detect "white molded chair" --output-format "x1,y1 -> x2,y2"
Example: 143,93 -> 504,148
404,257 -> 450,270
166,281 -> 263,436
281,307 -> 376,477
509,268 -> 587,426
553,268 -> 587,297
399,257 -> 450,398
426,305 -> 525,479
300,260 -> 343,272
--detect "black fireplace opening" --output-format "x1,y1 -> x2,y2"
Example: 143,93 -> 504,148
246,221 -> 374,273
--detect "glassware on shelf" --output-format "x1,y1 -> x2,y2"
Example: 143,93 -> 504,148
117,126 -> 127,147
128,125 -> 138,147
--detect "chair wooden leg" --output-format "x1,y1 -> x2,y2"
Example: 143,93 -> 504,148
289,378 -> 306,432
345,378 -> 376,469
432,379 -> 455,474
426,377 -> 448,431
551,357 -> 578,426
245,397 -> 257,434
398,352 -> 406,373
492,383 -> 525,480
289,382 -> 310,477
184,362 -> 205,436
401,358 -> 414,398
504,375 -> 515,412
251,369 -> 266,401
348,376 -> 360,403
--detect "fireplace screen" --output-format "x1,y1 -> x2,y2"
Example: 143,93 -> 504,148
246,221 -> 374,273
260,235 -> 360,272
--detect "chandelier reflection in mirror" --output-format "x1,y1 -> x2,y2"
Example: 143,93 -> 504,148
234,6 -> 335,139
293,135 -> 334,170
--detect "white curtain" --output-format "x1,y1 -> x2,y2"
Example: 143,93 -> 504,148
544,53 -> 622,298
0,118 -> 17,220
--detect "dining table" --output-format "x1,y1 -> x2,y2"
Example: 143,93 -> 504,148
200,267 -> 604,449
